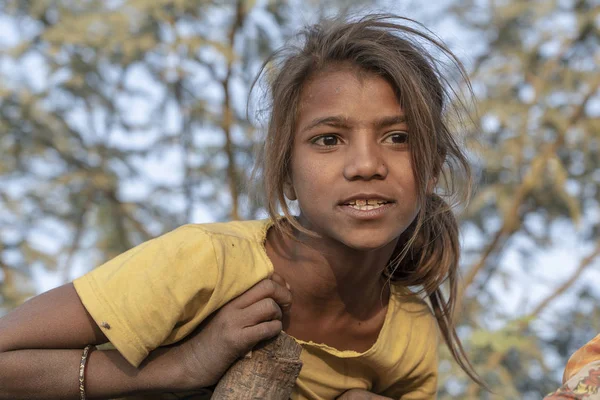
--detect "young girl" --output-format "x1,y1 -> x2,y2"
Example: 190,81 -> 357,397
0,14 -> 481,400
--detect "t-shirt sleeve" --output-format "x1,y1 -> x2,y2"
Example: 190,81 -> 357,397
381,309 -> 439,400
73,225 -> 220,368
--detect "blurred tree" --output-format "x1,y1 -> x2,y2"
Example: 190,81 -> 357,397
0,0 -> 296,312
439,0 -> 600,398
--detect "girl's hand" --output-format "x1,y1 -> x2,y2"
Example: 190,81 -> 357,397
174,274 -> 292,390
336,389 -> 393,400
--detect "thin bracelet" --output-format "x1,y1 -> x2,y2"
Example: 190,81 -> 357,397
79,345 -> 94,400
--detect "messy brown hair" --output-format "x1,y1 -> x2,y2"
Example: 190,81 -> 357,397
253,14 -> 482,385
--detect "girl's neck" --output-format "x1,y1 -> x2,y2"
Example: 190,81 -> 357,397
265,223 -> 397,319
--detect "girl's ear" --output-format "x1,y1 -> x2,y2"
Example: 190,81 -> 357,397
283,179 -> 297,201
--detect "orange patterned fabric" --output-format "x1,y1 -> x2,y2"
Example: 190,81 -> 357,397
564,335 -> 600,383
544,334 -> 600,399
543,361 -> 600,399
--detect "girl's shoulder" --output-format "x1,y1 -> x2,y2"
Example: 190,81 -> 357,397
187,218 -> 273,243
151,219 -> 274,256
118,219 -> 272,264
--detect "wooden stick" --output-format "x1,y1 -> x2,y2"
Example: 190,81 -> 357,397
212,332 -> 303,399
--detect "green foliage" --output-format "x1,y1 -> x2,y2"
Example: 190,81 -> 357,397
446,0 -> 600,397
0,0 -> 296,315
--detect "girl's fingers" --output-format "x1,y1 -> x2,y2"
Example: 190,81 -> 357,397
270,273 -> 290,291
241,298 -> 283,327
242,319 -> 283,347
232,278 -> 292,311
269,274 -> 292,310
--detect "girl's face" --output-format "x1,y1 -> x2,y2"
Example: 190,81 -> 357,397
288,68 -> 421,252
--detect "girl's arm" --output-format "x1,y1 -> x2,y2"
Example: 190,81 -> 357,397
0,283 -> 187,399
0,278 -> 291,399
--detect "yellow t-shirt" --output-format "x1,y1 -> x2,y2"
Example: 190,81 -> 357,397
73,219 -> 438,400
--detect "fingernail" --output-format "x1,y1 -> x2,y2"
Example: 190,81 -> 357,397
286,282 -> 291,290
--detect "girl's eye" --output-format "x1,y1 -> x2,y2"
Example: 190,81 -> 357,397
384,132 -> 409,145
311,135 -> 340,147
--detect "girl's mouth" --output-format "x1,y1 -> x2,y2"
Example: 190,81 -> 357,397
343,199 -> 393,211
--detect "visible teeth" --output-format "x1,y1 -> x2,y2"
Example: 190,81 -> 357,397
347,199 -> 388,206
349,203 -> 385,211
366,199 -> 384,205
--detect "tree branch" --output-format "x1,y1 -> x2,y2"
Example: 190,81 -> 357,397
60,193 -> 91,284
459,78 -> 600,307
221,0 -> 246,221
528,239 -> 600,319
174,78 -> 195,222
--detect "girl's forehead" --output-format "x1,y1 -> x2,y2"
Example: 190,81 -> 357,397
301,66 -> 382,95
296,69 -> 404,124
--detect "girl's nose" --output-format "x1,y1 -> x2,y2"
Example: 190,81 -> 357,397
343,141 -> 388,181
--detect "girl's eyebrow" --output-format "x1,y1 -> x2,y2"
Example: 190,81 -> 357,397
301,115 -> 351,132
375,115 -> 407,129
301,115 -> 407,133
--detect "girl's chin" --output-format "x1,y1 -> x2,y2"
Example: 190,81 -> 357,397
339,234 -> 399,253
293,214 -> 401,251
